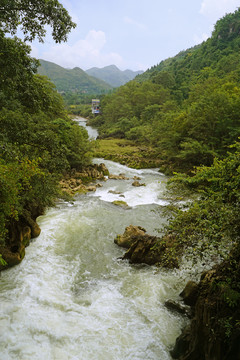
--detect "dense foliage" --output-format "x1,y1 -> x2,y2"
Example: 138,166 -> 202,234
0,2 -> 92,249
92,9 -> 240,173
162,142 -> 240,353
164,141 -> 240,261
0,0 -> 76,42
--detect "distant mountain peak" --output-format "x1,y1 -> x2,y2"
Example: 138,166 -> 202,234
104,64 -> 119,70
86,65 -> 143,87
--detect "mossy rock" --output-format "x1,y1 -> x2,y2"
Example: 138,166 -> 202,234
112,200 -> 130,209
22,226 -> 31,247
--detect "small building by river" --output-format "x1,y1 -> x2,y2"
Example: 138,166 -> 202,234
91,99 -> 100,114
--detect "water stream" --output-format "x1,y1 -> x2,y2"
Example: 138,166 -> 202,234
0,118 -> 191,360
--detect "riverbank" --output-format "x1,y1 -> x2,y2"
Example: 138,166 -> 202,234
0,162 -> 110,271
93,138 -> 164,170
114,225 -> 240,360
0,156 -> 184,359
171,242 -> 240,360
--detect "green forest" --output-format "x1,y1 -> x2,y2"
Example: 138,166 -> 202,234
92,9 -> 240,173
0,1 -> 93,263
0,1 -> 240,358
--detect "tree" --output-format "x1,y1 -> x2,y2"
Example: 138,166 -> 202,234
0,0 -> 76,43
158,140 -> 240,269
0,34 -> 39,108
0,0 -> 76,109
0,0 -> 92,258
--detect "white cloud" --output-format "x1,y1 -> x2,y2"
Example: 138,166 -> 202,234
124,16 -> 147,30
200,0 -> 239,20
39,30 -> 124,70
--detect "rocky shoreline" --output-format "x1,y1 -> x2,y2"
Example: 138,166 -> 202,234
0,210 -> 42,270
114,226 -> 240,360
170,245 -> 240,360
59,163 -> 109,196
0,163 -> 148,271
0,163 -> 109,271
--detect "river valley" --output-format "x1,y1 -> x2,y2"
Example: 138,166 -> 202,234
0,118 -> 198,360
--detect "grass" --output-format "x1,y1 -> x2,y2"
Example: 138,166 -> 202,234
93,138 -> 162,169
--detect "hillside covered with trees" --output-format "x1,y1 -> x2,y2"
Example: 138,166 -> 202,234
88,10 -> 240,358
38,59 -> 112,93
0,1 -> 93,266
92,9 -> 240,174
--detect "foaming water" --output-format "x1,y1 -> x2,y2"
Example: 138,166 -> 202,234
0,194 -> 188,360
93,159 -> 169,207
0,127 -> 190,359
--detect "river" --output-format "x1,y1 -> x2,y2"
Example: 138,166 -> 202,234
0,118 -> 192,360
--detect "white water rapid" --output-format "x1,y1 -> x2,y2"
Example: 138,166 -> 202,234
0,118 -> 191,360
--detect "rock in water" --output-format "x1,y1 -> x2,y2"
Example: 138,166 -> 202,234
114,225 -> 180,267
122,234 -> 160,265
132,180 -> 146,187
109,173 -> 129,180
112,200 -> 130,209
114,225 -> 146,248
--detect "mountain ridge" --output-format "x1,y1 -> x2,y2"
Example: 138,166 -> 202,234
86,65 -> 143,87
38,60 -> 143,92
37,59 -> 112,93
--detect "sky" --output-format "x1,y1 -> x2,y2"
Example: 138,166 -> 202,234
30,0 -> 240,71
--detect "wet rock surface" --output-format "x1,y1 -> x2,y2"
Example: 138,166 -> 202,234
114,225 -> 146,248
60,163 -> 109,195
0,210 -> 42,271
121,234 -> 160,265
114,225 -> 161,265
164,300 -> 191,317
114,226 -> 181,268
179,281 -> 199,307
171,245 -> 240,360
112,200 -> 131,209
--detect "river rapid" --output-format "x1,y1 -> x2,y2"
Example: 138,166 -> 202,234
1,118 -> 193,360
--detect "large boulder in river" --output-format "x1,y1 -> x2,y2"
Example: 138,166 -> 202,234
122,234 -> 161,265
115,226 -> 180,267
114,225 -> 146,248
